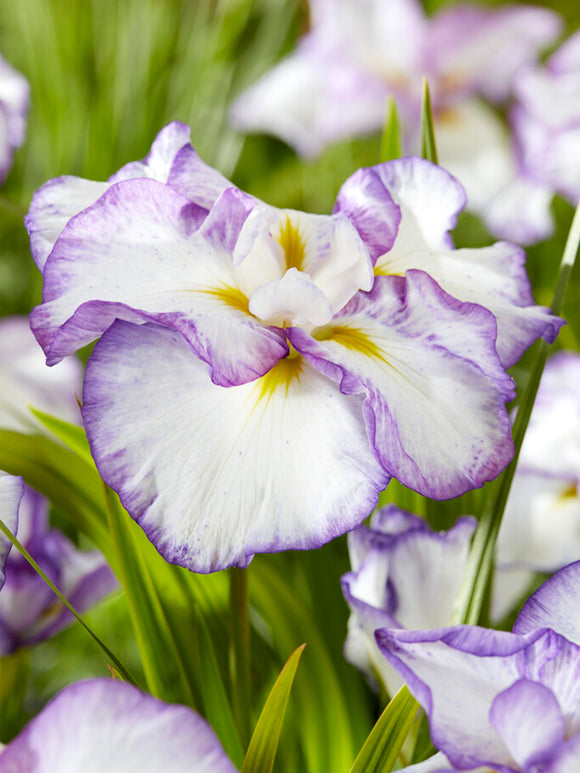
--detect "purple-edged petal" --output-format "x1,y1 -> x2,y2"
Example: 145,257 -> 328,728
0,678 -> 237,771
31,179 -> 288,385
291,271 -> 515,499
375,625 -> 546,770
25,122 -> 192,270
515,561 -> 580,645
167,143 -> 239,209
0,472 -> 22,590
489,679 -> 565,769
544,734 -> 580,773
82,320 -> 389,573
0,316 -> 82,433
361,157 -> 561,366
426,4 -> 563,103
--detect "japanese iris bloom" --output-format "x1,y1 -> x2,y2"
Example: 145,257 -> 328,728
378,560 -> 580,772
25,123 -> 559,573
0,53 -> 29,184
0,678 -> 237,771
342,505 -> 476,697
229,0 -> 561,242
493,352 -> 580,620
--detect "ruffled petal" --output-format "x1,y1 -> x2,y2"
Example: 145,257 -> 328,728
290,271 -> 515,499
25,121 -> 191,269
515,561 -> 580,645
0,678 -> 237,772
31,180 -> 287,385
82,320 -> 389,573
0,472 -> 22,589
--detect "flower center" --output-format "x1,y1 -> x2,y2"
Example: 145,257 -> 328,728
274,216 -> 305,272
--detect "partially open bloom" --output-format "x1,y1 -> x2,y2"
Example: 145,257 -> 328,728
0,485 -> 116,655
26,123 -> 561,572
229,0 -> 561,241
342,506 -> 476,697
0,53 -> 29,184
0,678 -> 237,771
377,560 -> 580,772
493,351 -> 580,619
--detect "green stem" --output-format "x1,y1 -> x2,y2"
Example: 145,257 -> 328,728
229,566 -> 252,747
0,518 -> 137,686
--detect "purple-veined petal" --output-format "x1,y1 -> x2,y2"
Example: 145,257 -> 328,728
543,734 -> 580,773
426,4 -> 563,103
0,678 -> 237,772
25,121 -> 192,270
167,143 -> 242,209
290,271 -> 515,499
0,472 -> 22,590
30,180 -> 288,385
0,316 -> 83,433
82,320 -> 389,573
375,625 -> 548,770
515,561 -> 580,645
489,679 -> 565,769
361,157 -> 561,366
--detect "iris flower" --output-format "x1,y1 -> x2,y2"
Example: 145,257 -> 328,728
229,0 -> 561,242
0,678 -> 237,771
493,352 -> 580,619
0,53 -> 28,184
378,560 -> 580,772
26,124 -> 560,573
342,505 -> 476,697
0,472 -> 22,590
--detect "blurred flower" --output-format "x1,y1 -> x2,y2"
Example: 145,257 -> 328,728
0,472 -> 22,590
0,316 -> 82,434
27,124 -> 560,572
493,352 -> 580,620
229,0 -> 561,242
0,485 -> 116,655
341,505 -> 476,697
511,30 -> 580,214
0,53 -> 29,184
0,678 -> 237,771
378,560 -> 580,772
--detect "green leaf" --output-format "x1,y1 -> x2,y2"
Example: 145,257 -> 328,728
453,198 -> 580,626
420,78 -> 438,165
195,610 -> 245,769
349,686 -> 419,773
379,98 -> 403,163
29,407 -> 93,464
229,566 -> 252,747
0,517 -> 137,686
241,644 -> 306,773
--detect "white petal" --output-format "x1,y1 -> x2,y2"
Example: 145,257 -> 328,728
82,320 -> 389,573
0,472 -> 22,589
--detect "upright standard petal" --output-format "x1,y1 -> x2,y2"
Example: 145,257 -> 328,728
337,157 -> 561,367
0,678 -> 237,772
82,320 -> 389,573
290,271 -> 515,499
25,121 -> 192,269
0,472 -> 22,590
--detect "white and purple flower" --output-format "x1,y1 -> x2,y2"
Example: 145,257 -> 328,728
25,123 -> 560,573
0,484 -> 116,655
342,505 -> 476,696
0,472 -> 22,591
493,351 -> 580,619
0,53 -> 29,184
377,560 -> 580,772
0,678 -> 237,771
229,0 -> 561,242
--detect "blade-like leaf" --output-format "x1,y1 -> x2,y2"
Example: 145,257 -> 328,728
379,97 -> 403,163
420,78 -> 438,165
241,644 -> 306,773
29,407 -> 93,464
453,198 -> 580,626
349,686 -> 419,773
